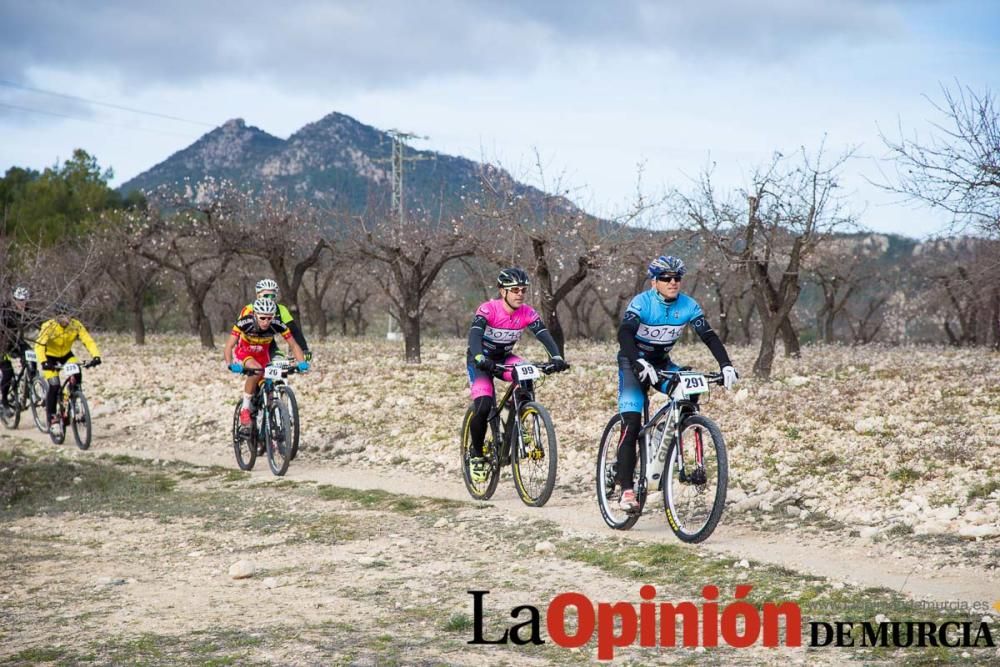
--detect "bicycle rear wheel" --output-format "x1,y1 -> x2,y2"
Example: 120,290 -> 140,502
232,400 -> 256,471
460,405 -> 500,500
511,401 -> 557,507
279,385 -> 300,460
596,414 -> 645,530
70,391 -> 92,450
663,414 -> 728,543
30,376 -> 48,433
265,399 -> 292,477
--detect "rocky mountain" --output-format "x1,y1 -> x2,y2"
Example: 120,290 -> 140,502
119,112 -> 520,215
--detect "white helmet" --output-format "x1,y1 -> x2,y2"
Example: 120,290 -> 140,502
252,297 -> 278,317
12,286 -> 29,301
255,278 -> 279,294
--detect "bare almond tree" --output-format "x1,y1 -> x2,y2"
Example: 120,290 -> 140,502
139,179 -> 243,349
680,144 -> 859,378
472,159 -> 659,354
236,188 -> 329,319
879,82 -> 1000,238
348,199 -> 474,362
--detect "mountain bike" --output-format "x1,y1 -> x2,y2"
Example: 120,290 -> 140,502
46,359 -> 99,449
460,361 -> 563,507
596,368 -> 728,543
232,362 -> 301,476
24,350 -> 50,433
0,350 -> 41,430
270,355 -> 301,460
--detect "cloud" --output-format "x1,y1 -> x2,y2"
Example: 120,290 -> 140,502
1,0 -> 906,91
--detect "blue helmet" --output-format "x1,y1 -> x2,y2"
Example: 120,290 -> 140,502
647,255 -> 686,279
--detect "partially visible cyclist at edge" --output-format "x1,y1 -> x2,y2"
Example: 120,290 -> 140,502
238,279 -> 311,362
615,255 -> 739,511
35,302 -> 102,436
224,297 -> 309,432
1,286 -> 35,419
465,268 -> 569,482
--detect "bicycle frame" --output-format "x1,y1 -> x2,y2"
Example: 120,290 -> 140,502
635,373 -> 707,493
487,374 -> 536,467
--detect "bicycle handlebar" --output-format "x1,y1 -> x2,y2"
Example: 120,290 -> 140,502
492,360 -> 566,378
656,368 -> 725,385
240,364 -> 304,377
46,359 -> 100,370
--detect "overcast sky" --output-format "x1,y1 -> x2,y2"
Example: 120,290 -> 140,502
2,0 -> 998,237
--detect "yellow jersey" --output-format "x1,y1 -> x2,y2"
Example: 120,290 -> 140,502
35,318 -> 100,364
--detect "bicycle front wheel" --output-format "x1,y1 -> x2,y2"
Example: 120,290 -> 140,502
265,398 -> 292,477
232,400 -> 256,471
70,391 -> 92,450
460,406 -> 500,501
279,385 -> 300,460
663,414 -> 728,543
49,395 -> 66,445
1,378 -> 20,429
30,376 -> 48,433
595,414 -> 645,530
511,401 -> 557,507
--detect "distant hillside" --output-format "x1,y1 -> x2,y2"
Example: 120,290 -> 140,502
119,112 -> 543,216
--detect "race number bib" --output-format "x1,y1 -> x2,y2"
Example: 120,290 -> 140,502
264,366 -> 283,380
514,364 -> 541,381
24,350 -> 36,362
61,363 -> 81,377
675,372 -> 708,398
636,323 -> 685,343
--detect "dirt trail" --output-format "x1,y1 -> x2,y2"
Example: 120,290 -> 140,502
6,425 -> 996,610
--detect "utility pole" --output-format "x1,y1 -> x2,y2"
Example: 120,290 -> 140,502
384,129 -> 434,225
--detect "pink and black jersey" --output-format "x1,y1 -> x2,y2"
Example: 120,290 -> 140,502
467,299 -> 559,360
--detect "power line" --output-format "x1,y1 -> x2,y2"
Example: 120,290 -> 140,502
0,101 -> 200,138
0,79 -> 215,127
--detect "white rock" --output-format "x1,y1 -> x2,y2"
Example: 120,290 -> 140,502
735,559 -> 750,569
786,376 -> 810,387
535,541 -> 556,554
785,505 -> 800,517
727,488 -> 748,504
72,477 -> 82,484
55,495 -> 70,502
859,527 -> 881,540
959,525 -> 1000,539
262,577 -> 279,589
914,521 -> 949,536
759,501 -> 773,512
875,614 -> 891,624
228,560 -> 256,579
358,556 -> 377,565
433,518 -> 448,528
933,506 -> 959,521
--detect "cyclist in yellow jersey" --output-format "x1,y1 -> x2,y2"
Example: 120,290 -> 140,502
35,303 -> 102,435
238,279 -> 311,361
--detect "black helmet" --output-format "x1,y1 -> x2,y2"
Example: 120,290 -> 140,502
54,302 -> 75,316
497,267 -> 530,288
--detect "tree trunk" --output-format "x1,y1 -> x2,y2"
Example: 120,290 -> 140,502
132,303 -> 146,345
188,291 -> 214,349
780,317 -> 801,357
401,311 -> 421,363
754,318 -> 780,378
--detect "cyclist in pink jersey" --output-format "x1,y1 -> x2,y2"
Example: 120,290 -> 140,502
465,268 -> 568,482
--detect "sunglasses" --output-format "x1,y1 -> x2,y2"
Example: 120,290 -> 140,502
505,286 -> 528,294
656,275 -> 682,284
256,315 -> 274,322
259,293 -> 277,300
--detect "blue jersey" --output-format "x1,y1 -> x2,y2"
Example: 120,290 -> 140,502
622,290 -> 707,362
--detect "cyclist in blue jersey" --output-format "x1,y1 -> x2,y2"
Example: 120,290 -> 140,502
615,255 -> 739,510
